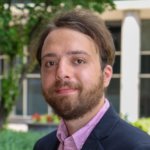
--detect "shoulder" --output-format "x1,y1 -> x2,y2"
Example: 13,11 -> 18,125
110,120 -> 150,149
133,143 -> 150,150
102,118 -> 150,149
90,106 -> 150,150
33,130 -> 59,150
114,118 -> 150,140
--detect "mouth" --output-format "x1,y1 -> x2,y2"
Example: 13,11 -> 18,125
55,88 -> 77,95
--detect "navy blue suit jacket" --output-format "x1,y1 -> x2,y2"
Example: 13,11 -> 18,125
33,106 -> 150,150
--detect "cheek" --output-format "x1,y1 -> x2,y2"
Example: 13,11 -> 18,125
77,67 -> 101,87
41,72 -> 55,89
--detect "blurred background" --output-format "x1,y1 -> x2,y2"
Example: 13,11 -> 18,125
0,0 -> 150,133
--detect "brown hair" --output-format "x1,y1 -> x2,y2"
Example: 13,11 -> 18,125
36,9 -> 115,69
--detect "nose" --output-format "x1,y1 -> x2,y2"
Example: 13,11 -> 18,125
55,60 -> 72,80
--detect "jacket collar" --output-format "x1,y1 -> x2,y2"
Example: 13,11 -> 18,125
49,105 -> 120,150
81,105 -> 120,150
46,131 -> 59,150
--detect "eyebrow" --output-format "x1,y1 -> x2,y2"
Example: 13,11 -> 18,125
41,50 -> 89,60
66,50 -> 89,56
41,53 -> 57,60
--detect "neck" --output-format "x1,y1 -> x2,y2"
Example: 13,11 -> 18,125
64,96 -> 105,135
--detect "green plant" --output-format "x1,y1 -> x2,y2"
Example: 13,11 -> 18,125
32,113 -> 60,124
132,118 -> 150,135
0,129 -> 47,150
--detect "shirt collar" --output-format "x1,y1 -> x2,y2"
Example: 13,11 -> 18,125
56,99 -> 110,149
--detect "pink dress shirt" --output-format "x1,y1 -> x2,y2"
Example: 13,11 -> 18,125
57,99 -> 110,150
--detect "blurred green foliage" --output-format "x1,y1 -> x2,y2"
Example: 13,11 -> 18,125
132,118 -> 150,135
0,129 -> 47,150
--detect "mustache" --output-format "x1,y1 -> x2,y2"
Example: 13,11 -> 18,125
54,80 -> 80,90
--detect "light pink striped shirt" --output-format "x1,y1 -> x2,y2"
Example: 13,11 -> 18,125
57,99 -> 110,150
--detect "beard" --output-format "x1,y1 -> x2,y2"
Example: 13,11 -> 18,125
42,75 -> 104,121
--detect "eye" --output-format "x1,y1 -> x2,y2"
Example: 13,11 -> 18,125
74,58 -> 86,65
44,61 -> 57,68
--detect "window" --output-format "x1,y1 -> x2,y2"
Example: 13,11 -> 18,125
106,21 -> 121,113
140,20 -> 150,117
27,78 -> 47,115
15,84 -> 23,115
140,79 -> 150,117
15,75 -> 48,116
107,78 -> 120,112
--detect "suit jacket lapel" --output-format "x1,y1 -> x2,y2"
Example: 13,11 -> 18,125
49,139 -> 59,150
81,138 -> 105,150
47,131 -> 59,150
81,105 -> 120,150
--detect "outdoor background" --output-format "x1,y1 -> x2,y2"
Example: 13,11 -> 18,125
0,0 -> 150,149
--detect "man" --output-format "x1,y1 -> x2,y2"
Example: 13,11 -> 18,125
33,9 -> 150,150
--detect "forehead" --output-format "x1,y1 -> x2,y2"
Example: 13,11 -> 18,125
41,28 -> 98,58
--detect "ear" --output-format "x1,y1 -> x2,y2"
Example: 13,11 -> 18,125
103,65 -> 113,88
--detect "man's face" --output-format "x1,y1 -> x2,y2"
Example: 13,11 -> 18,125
41,28 -> 112,120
